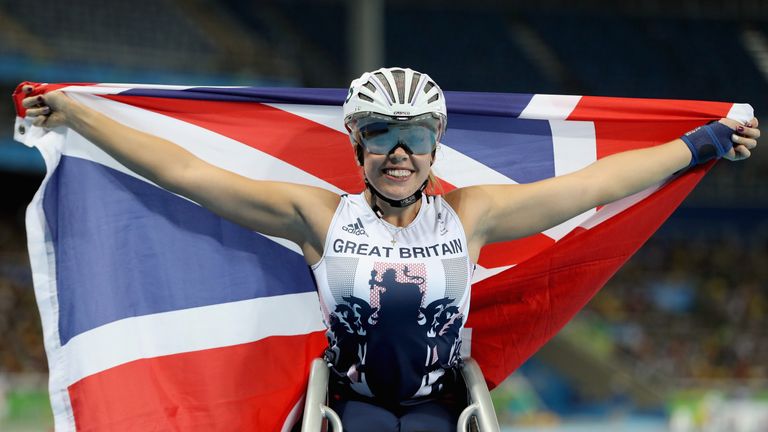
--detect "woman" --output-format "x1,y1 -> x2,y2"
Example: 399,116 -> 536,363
21,68 -> 760,432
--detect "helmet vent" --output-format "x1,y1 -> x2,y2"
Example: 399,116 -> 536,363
408,73 -> 422,104
391,69 -> 406,104
428,94 -> 439,103
358,93 -> 374,102
363,82 -> 376,93
374,72 -> 395,104
424,81 -> 435,93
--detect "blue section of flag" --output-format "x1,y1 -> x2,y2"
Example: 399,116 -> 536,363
120,87 -> 349,105
44,156 -> 315,345
118,87 -> 535,117
444,91 -> 535,117
444,115 -> 555,183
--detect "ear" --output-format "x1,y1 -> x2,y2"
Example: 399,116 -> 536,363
430,148 -> 437,166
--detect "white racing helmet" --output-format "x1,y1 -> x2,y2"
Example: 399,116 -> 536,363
342,68 -> 447,209
343,67 -> 447,144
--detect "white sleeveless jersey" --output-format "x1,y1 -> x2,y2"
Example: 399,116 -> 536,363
311,193 -> 473,403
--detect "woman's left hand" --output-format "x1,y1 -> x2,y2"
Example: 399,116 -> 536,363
719,117 -> 760,161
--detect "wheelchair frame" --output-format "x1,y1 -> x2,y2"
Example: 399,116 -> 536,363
300,358 -> 500,431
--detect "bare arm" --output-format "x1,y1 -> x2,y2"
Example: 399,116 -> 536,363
22,87 -> 339,261
448,118 -> 760,252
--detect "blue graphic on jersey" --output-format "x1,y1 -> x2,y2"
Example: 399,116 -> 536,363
326,264 -> 463,403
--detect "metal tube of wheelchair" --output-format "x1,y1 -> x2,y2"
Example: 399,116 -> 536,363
458,358 -> 500,432
321,405 -> 343,431
302,358 -> 339,431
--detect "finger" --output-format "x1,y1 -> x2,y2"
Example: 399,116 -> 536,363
32,116 -> 47,128
25,107 -> 51,117
736,124 -> 761,139
735,145 -> 751,159
21,95 -> 45,109
23,85 -> 33,93
732,134 -> 757,149
748,124 -> 760,139
746,117 -> 758,128
743,126 -> 761,139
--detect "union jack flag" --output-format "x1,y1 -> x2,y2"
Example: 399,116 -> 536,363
12,83 -> 752,431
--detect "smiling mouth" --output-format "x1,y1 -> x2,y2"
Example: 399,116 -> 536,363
382,168 -> 413,179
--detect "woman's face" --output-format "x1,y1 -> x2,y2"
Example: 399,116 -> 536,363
361,145 -> 432,201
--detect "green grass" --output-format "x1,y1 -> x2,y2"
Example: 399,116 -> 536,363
1,389 -> 54,431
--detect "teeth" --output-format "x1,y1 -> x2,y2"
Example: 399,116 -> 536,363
385,169 -> 411,178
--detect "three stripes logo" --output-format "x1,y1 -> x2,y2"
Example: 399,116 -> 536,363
342,218 -> 368,237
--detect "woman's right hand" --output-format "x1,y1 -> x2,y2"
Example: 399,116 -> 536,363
21,85 -> 73,129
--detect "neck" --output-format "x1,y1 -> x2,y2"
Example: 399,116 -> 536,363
365,189 -> 422,227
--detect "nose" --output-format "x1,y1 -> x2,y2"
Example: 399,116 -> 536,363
387,144 -> 410,161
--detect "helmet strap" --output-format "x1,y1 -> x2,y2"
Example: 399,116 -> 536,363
355,141 -> 431,215
365,177 -> 427,216
355,144 -> 365,165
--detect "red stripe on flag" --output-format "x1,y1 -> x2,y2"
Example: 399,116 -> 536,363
569,97 -> 734,158
69,331 -> 327,431
105,95 -> 367,193
466,167 -> 709,389
477,234 -> 555,269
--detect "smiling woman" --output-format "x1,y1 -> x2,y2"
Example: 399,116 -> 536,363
343,68 -> 448,217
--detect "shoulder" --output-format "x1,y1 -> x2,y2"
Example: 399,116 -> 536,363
440,188 -> 487,233
442,186 -> 502,257
296,185 -> 342,210
303,190 -> 343,235
443,186 -> 494,219
294,186 -> 343,264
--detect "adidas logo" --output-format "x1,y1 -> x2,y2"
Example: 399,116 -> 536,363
342,218 -> 368,236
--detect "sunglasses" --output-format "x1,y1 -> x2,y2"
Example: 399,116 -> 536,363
346,112 -> 445,155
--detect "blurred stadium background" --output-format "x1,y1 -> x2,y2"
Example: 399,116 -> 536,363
0,0 -> 767,430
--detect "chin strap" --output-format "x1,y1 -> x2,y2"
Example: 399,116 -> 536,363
365,178 -> 428,217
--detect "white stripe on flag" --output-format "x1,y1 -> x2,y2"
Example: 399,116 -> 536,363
542,120 -> 597,241
434,144 -> 518,187
518,94 -> 582,120
61,292 -> 325,387
472,263 -> 514,284
550,120 -> 596,176
22,117 -> 77,431
726,103 -> 755,123
265,103 -> 347,133
57,84 -> 192,96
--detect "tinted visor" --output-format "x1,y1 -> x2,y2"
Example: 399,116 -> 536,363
348,112 -> 444,155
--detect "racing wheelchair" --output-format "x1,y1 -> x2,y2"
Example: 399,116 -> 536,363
300,358 -> 500,431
